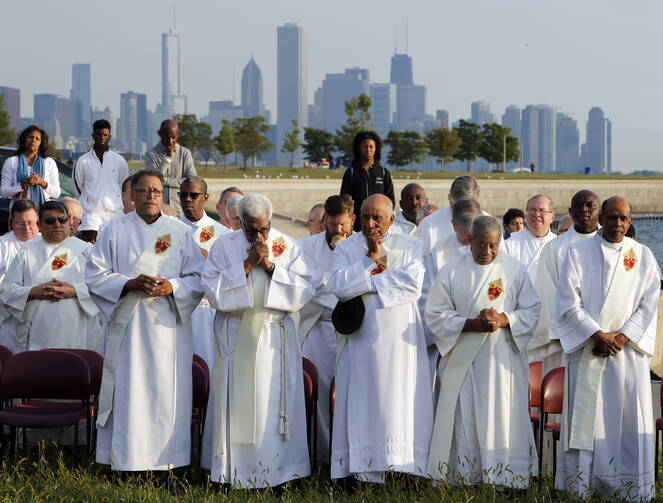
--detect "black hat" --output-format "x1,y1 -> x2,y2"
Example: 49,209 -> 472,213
331,296 -> 365,335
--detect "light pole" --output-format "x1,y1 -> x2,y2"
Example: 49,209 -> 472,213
502,133 -> 506,173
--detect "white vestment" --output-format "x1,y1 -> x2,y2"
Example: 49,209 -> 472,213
0,235 -> 102,353
292,231 -> 338,462
555,235 -> 659,501
528,226 -> 597,372
328,230 -> 433,481
415,205 -> 453,255
424,252 -> 540,487
0,232 -> 37,352
85,212 -> 204,471
419,234 -> 470,385
504,228 -> 556,285
179,212 -> 229,372
200,229 -> 313,488
391,210 -> 416,235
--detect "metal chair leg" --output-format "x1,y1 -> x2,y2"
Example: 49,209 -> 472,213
73,422 -> 79,465
656,429 -> 660,483
552,438 -> 557,480
312,406 -> 318,466
538,413 -> 545,476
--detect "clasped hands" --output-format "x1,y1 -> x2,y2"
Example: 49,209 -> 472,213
591,330 -> 628,357
29,279 -> 76,302
21,173 -> 47,191
124,274 -> 173,297
464,308 -> 509,333
243,240 -> 274,276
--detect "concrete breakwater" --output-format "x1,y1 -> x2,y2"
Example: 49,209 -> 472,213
205,178 -> 663,221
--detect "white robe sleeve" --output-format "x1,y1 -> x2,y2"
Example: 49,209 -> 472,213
503,267 -> 541,353
621,249 -> 660,355
85,225 -> 134,320
0,251 -> 30,320
43,158 -> 61,199
555,248 -> 602,353
329,243 -> 377,301
265,247 -> 315,313
201,237 -> 252,312
424,265 -> 466,356
0,157 -> 22,197
371,239 -> 424,308
165,233 -> 205,321
69,247 -> 99,317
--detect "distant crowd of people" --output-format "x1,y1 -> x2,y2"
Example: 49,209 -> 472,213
0,123 -> 658,501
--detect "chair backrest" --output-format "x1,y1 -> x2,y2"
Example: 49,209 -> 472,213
302,370 -> 313,417
0,345 -> 13,365
193,354 -> 210,379
541,367 -> 565,414
302,357 -> 318,401
45,348 -> 103,395
329,376 -> 335,415
529,361 -> 543,409
192,361 -> 209,411
1,351 -> 90,401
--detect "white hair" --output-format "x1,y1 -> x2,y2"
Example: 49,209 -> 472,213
225,194 -> 242,219
58,196 -> 82,215
238,193 -> 273,223
470,215 -> 502,240
449,175 -> 480,203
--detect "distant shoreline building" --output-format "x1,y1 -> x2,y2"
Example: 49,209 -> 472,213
162,27 -> 187,115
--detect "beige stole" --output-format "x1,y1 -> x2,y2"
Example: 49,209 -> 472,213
335,232 -> 418,364
567,237 -> 642,451
427,256 -> 520,479
213,232 -> 293,456
97,217 -> 189,427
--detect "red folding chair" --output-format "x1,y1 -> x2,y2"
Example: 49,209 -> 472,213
0,345 -> 13,366
0,351 -> 90,461
193,354 -> 210,379
302,370 -> 314,462
538,367 -> 565,477
302,357 -> 319,465
529,361 -> 543,451
329,376 -> 335,465
191,359 -> 209,467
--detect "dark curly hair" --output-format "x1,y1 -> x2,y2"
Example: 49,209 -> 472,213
351,131 -> 382,165
15,125 -> 49,158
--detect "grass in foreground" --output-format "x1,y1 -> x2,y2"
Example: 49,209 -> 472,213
1,444 -> 661,503
127,161 -> 663,181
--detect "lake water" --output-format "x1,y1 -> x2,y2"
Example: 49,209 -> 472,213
632,219 -> 663,270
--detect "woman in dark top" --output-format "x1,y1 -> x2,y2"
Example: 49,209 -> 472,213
339,131 -> 395,231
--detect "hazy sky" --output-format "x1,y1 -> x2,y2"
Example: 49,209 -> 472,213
2,0 -> 661,172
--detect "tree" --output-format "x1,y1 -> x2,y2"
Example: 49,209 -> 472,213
334,94 -> 372,164
281,119 -> 301,167
0,94 -> 16,147
214,124 -> 235,169
174,114 -> 213,158
384,130 -> 427,170
453,119 -> 482,172
302,127 -> 335,163
478,123 -> 520,171
229,116 -> 273,168
424,127 -> 461,171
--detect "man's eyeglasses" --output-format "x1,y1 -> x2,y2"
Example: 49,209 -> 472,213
242,224 -> 271,237
177,191 -> 204,200
526,208 -> 553,215
133,188 -> 163,196
13,221 -> 38,228
43,217 -> 69,225
69,216 -> 81,224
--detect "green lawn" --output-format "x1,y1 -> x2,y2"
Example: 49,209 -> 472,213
127,162 -> 663,180
1,445 -> 660,502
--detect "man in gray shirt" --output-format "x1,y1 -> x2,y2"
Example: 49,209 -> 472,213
144,119 -> 197,216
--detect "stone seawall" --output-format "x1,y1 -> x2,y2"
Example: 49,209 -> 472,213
205,178 -> 663,220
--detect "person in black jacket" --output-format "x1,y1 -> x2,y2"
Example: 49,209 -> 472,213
339,131 -> 395,231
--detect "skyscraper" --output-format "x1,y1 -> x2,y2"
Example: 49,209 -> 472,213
585,107 -> 612,173
241,57 -> 264,119
397,85 -> 426,130
322,67 -> 370,132
521,104 -> 556,173
390,54 -> 413,86
162,28 -> 187,115
208,101 -> 243,136
501,105 -> 522,170
119,91 -> 148,153
70,63 -> 91,137
277,23 -> 307,165
0,86 -> 20,132
436,109 -> 449,129
370,83 -> 397,139
471,101 -> 492,125
34,93 -> 76,146
556,113 -> 579,173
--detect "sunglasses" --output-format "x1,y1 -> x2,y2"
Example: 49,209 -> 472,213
43,217 -> 69,225
177,191 -> 204,200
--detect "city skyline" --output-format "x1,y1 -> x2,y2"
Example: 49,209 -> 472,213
0,0 -> 658,172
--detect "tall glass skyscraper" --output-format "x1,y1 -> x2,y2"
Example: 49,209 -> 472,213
162,29 -> 187,115
70,63 -> 91,137
390,54 -> 413,86
241,57 -> 264,119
